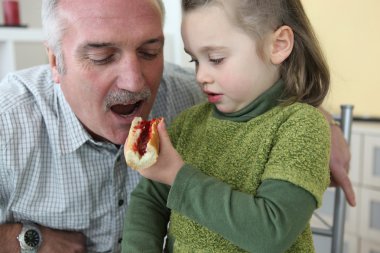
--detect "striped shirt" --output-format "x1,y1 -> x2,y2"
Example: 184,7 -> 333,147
0,62 -> 204,253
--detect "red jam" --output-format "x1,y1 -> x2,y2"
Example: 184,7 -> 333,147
132,119 -> 156,157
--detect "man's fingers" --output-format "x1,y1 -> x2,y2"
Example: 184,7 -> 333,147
334,171 -> 356,207
340,177 -> 356,207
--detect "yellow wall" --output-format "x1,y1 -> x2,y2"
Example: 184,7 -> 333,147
303,0 -> 380,117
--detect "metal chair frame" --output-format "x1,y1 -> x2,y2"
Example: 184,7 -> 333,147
312,105 -> 354,253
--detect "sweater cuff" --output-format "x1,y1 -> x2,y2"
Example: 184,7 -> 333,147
167,164 -> 198,210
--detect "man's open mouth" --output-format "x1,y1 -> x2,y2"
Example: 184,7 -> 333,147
110,101 -> 142,116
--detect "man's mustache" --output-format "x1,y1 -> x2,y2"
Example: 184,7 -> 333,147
104,88 -> 151,109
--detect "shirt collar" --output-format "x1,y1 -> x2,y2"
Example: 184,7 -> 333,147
52,85 -> 92,154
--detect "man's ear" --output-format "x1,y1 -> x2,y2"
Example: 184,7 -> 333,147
270,25 -> 294,65
45,45 -> 61,84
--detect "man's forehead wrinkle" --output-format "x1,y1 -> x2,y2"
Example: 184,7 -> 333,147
58,1 -> 116,26
63,14 -> 154,31
58,0 -> 163,30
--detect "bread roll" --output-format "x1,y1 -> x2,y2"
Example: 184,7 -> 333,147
124,117 -> 161,170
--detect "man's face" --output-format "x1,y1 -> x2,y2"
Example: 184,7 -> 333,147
52,0 -> 164,144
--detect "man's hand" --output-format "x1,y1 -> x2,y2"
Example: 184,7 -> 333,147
39,226 -> 87,253
319,107 -> 356,207
329,123 -> 356,206
0,223 -> 22,253
0,223 -> 86,253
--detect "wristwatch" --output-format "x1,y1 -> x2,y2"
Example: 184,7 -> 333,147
17,221 -> 42,253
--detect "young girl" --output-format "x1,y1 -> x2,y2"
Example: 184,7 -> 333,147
122,0 -> 330,252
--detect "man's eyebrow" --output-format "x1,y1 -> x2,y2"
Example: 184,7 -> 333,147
83,42 -> 116,49
142,37 -> 165,46
81,37 -> 163,48
77,37 -> 164,54
75,43 -> 117,57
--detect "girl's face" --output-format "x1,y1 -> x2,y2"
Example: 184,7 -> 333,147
181,5 -> 279,113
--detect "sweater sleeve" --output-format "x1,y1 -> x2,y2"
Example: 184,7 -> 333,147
167,165 -> 316,252
262,107 -> 331,206
121,178 -> 171,252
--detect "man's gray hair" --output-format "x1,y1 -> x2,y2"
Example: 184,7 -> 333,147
41,0 -> 166,74
41,0 -> 65,73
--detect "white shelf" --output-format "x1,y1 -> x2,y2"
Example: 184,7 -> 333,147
0,27 -> 45,80
0,27 -> 44,42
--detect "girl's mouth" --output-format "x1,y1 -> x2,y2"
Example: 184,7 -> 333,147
205,92 -> 222,104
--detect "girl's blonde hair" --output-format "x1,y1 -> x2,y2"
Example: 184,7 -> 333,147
182,0 -> 329,106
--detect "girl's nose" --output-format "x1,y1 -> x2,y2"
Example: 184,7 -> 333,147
196,64 -> 213,86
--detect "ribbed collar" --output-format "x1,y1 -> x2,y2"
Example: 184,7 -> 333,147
213,79 -> 284,122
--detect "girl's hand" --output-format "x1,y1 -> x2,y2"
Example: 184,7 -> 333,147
138,119 -> 184,186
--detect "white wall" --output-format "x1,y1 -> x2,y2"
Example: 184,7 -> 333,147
0,0 -> 189,69
162,0 -> 191,68
303,0 -> 380,117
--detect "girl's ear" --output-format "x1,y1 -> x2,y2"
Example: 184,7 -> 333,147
270,25 -> 294,65
45,45 -> 61,84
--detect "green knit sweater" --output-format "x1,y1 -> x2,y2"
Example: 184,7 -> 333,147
122,83 -> 330,252
167,102 -> 330,252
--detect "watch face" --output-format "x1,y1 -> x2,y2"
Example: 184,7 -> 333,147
24,229 -> 40,248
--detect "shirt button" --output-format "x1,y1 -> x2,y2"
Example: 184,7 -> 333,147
118,199 -> 124,206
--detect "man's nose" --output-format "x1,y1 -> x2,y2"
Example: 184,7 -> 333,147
117,54 -> 145,92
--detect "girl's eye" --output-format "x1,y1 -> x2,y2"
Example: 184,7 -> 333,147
210,58 -> 224,64
189,58 -> 199,65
